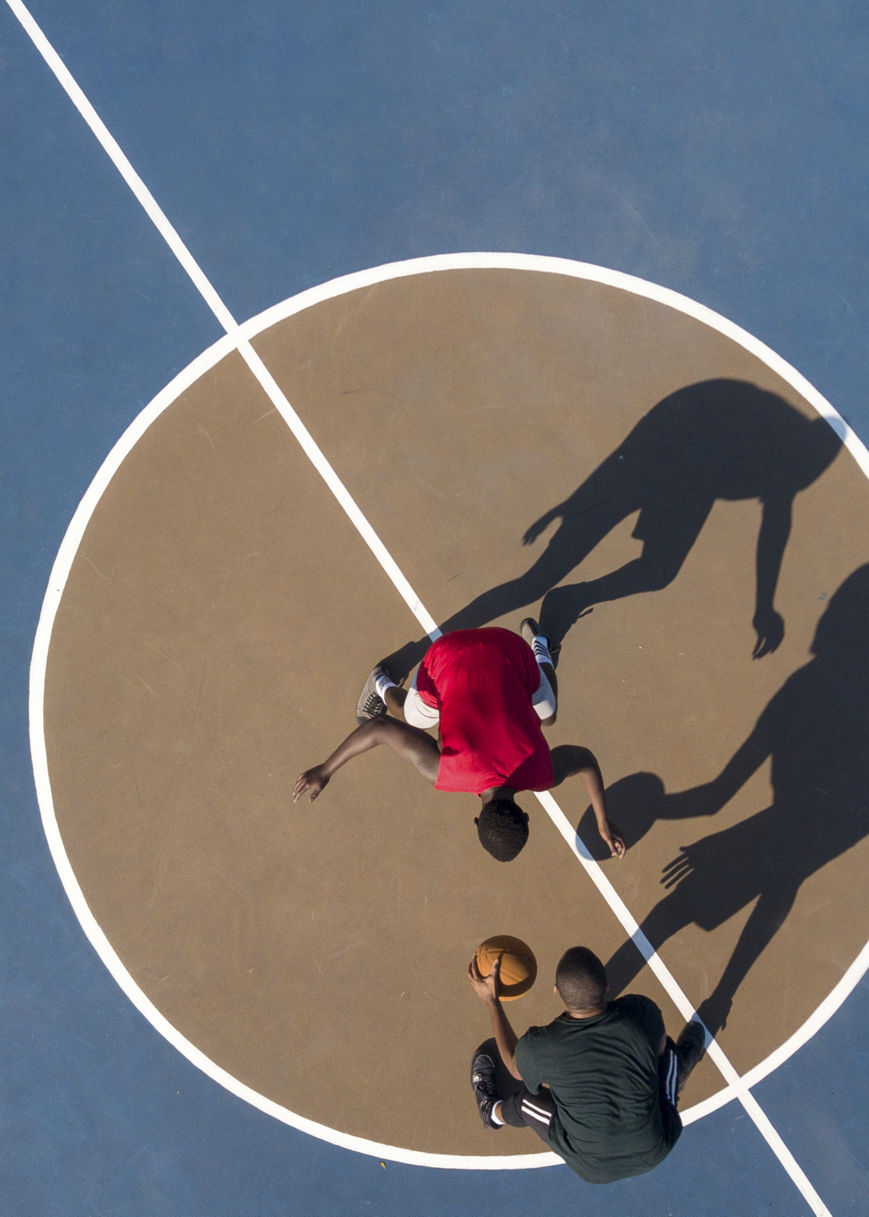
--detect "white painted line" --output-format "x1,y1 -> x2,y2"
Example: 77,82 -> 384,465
537,792 -> 838,1216
12,0 -> 859,1203
4,0 -> 237,335
29,308 -> 864,1194
5,0 -> 439,642
682,937 -> 869,1124
238,250 -> 869,481
238,339 -> 439,636
538,787 -> 754,1088
740,1091 -> 836,1215
27,338 -> 504,1171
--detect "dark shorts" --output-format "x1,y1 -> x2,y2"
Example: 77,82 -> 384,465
474,1036 -> 682,1148
499,1083 -> 557,1144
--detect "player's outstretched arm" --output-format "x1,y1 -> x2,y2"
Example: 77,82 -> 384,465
550,744 -> 626,859
467,956 -> 523,1080
293,717 -> 440,803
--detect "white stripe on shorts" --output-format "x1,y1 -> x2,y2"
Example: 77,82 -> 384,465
663,1048 -> 679,1106
520,1097 -> 553,1126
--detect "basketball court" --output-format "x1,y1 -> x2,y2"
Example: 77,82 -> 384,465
4,5 -> 868,1215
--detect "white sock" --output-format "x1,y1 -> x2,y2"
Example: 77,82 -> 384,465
375,673 -> 397,702
490,1101 -> 505,1126
532,635 -> 553,666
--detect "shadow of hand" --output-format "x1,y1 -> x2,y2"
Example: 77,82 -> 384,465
521,510 -> 557,546
696,993 -> 732,1036
752,609 -> 785,659
661,845 -> 696,890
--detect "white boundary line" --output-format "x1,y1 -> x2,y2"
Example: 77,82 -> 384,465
4,0 -> 237,334
9,0 -> 441,638
13,0 -> 865,1206
30,308 -> 865,1203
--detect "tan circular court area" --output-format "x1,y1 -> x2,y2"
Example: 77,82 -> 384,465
38,262 -> 869,1160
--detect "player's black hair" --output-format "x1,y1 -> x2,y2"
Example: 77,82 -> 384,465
476,799 -> 529,862
555,946 -> 607,1011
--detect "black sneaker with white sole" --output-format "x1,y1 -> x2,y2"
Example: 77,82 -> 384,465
470,1051 -> 502,1129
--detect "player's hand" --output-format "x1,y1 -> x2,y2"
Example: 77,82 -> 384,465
467,954 -> 501,1002
293,766 -> 329,803
599,817 -> 626,859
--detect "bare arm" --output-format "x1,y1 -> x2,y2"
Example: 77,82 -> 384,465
293,717 -> 440,802
550,744 -> 625,858
467,956 -> 523,1079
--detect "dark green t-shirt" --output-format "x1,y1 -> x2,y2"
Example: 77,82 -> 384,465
515,995 -> 681,1183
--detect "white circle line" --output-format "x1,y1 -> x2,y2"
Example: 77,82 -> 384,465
29,255 -> 869,1180
237,251 -> 868,479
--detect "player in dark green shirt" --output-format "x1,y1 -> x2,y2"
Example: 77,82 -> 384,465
468,945 -> 704,1183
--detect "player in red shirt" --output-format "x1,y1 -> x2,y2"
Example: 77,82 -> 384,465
293,619 -> 625,862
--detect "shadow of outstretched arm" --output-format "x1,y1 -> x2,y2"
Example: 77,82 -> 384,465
521,502 -> 564,546
661,726 -> 772,823
752,494 -> 791,658
575,725 -> 770,860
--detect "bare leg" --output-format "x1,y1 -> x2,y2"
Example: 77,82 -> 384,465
383,685 -> 408,717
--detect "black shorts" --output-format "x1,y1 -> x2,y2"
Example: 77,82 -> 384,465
474,1036 -> 682,1147
473,1037 -> 554,1145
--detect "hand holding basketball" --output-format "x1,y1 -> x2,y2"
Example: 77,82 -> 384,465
471,935 -> 537,1001
467,953 -> 501,1002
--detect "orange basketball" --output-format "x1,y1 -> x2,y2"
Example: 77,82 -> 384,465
474,935 -> 537,1001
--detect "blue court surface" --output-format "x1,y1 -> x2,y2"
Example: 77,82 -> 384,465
3,4 -> 868,1215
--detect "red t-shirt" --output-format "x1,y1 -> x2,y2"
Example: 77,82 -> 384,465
415,628 -> 554,795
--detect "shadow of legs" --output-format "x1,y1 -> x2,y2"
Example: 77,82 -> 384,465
695,890 -> 795,1035
605,898 -> 689,997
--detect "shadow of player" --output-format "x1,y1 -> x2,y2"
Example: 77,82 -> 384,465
593,563 -> 869,1035
385,379 -> 842,679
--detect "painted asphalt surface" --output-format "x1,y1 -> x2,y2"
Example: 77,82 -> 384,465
3,3 -> 867,1215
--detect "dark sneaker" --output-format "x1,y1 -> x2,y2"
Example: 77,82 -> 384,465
519,616 -> 540,646
470,1051 -> 502,1129
675,1022 -> 706,1094
355,664 -> 390,725
520,617 -> 560,664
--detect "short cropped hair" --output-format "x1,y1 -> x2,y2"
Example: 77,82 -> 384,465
476,799 -> 529,862
555,946 -> 607,1011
